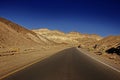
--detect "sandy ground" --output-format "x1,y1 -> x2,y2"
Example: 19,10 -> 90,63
0,46 -> 68,79
77,48 -> 120,71
1,46 -> 119,79
2,47 -> 120,80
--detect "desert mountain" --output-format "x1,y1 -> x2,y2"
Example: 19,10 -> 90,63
32,28 -> 102,46
94,36 -> 120,54
0,17 -> 103,52
0,18 -> 55,51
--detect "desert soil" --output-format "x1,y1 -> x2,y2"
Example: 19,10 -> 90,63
0,46 -> 120,79
77,48 -> 120,71
0,46 -> 68,79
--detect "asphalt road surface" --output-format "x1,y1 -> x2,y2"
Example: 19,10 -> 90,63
2,48 -> 120,80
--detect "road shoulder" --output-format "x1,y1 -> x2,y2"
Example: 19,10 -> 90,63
76,47 -> 120,73
0,46 -> 68,80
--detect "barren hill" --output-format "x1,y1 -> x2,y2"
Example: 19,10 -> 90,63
0,18 -> 55,52
94,36 -> 120,53
0,17 -> 103,51
32,29 -> 69,44
33,29 -> 102,46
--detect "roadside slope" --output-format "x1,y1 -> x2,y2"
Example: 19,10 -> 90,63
0,17 -> 56,54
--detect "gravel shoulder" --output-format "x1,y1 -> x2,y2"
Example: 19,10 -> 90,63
77,48 -> 120,72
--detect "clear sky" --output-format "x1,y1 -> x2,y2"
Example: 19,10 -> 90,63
0,0 -> 120,37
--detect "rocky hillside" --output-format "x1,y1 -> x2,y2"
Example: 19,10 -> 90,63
0,17 -> 103,53
33,29 -> 70,44
0,18 -> 55,52
33,29 -> 102,46
93,36 -> 120,54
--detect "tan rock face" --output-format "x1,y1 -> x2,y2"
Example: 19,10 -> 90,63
32,29 -> 102,46
0,18 -> 55,50
94,36 -> 120,52
0,17 -> 102,51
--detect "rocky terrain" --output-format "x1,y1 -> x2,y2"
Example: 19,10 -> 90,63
32,28 -> 102,47
91,36 -> 120,55
0,17 -> 67,78
84,35 -> 120,65
0,17 -> 119,61
33,28 -> 120,59
94,36 -> 120,52
0,18 -> 57,56
0,17 -> 120,79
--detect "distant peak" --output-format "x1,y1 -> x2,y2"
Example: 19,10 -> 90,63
33,28 -> 50,31
68,31 -> 81,34
39,28 -> 50,31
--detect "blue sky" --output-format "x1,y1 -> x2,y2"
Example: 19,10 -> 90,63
0,0 -> 120,37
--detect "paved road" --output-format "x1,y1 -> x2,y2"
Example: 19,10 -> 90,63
2,48 -> 120,80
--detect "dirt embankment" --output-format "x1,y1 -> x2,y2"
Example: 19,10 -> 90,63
79,36 -> 120,67
77,48 -> 120,72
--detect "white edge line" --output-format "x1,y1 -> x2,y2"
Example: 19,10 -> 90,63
76,48 -> 120,73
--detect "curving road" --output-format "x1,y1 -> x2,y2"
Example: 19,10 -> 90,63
2,48 -> 120,80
